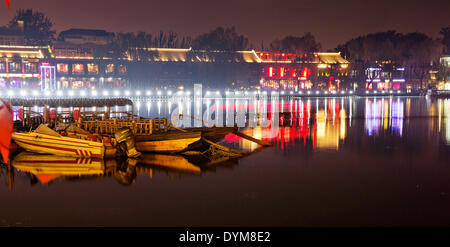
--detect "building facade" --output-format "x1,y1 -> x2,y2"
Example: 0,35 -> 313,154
364,63 -> 406,91
258,52 -> 350,91
0,42 -> 352,91
0,45 -> 50,89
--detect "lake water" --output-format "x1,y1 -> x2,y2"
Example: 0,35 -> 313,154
1,96 -> 450,226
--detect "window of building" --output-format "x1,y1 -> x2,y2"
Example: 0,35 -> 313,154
57,63 -> 69,74
24,63 -> 37,73
87,64 -> 99,75
61,80 -> 69,88
118,64 -> 127,75
106,64 -> 114,74
71,80 -> 84,89
8,62 -> 20,73
72,64 -> 84,75
0,63 -> 5,73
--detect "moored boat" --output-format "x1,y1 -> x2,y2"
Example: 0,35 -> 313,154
134,126 -> 237,153
12,125 -> 111,158
0,99 -> 13,164
135,130 -> 201,153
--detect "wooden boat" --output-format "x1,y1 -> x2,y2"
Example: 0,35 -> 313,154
12,124 -> 109,158
135,130 -> 201,153
11,151 -> 104,184
0,99 -> 13,164
134,126 -> 236,153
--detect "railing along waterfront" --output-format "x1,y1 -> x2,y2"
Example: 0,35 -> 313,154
77,117 -> 170,136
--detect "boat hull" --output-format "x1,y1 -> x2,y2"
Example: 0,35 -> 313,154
12,132 -> 105,158
135,131 -> 201,153
0,99 -> 13,163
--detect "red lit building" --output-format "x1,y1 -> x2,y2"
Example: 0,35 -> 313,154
258,52 -> 350,91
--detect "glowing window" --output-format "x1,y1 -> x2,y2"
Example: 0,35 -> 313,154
57,63 -> 68,74
87,64 -> 99,75
106,64 -> 114,74
8,62 -> 20,73
24,63 -> 37,73
72,64 -> 84,75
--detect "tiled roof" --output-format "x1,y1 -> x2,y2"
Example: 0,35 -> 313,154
315,52 -> 349,64
59,29 -> 114,37
139,48 -> 262,63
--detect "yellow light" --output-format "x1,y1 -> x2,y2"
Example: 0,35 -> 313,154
340,64 -> 348,69
317,64 -> 327,68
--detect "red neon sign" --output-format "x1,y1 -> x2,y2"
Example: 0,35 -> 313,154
268,67 -> 273,77
301,67 -> 310,78
4,0 -> 10,8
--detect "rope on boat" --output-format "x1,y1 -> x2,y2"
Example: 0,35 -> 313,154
201,137 -> 244,156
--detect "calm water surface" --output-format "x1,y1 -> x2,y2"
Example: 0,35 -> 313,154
1,96 -> 450,226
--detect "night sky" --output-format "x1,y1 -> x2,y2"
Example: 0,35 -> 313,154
0,0 -> 449,49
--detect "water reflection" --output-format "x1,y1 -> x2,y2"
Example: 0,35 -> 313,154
3,150 -> 248,189
3,97 -> 450,226
365,98 -> 404,136
4,97 -> 450,189
133,97 -> 450,152
7,152 -> 138,188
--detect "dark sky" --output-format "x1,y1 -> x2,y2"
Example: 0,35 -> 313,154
1,0 -> 449,49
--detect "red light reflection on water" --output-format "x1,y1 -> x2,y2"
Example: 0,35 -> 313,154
223,98 -> 409,152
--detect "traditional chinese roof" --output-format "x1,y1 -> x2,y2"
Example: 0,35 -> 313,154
139,48 -> 262,63
256,51 -> 349,64
315,52 -> 349,64
150,48 -> 190,62
0,45 -> 51,58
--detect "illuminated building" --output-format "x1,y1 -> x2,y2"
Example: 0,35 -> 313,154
51,29 -> 126,89
257,52 -> 350,91
364,63 -> 406,91
0,35 -> 355,91
0,45 -> 51,89
437,55 -> 450,90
